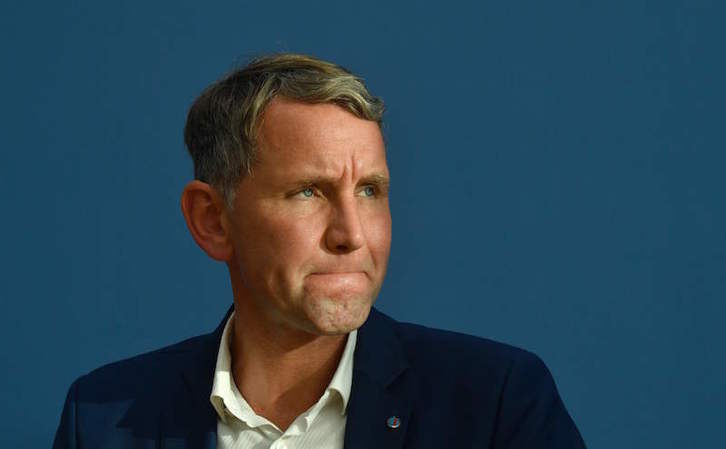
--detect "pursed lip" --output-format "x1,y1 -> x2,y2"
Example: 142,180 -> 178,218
308,270 -> 369,279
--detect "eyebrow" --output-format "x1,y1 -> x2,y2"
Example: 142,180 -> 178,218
360,174 -> 391,189
287,173 -> 390,190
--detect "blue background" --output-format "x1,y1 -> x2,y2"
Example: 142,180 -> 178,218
2,1 -> 724,447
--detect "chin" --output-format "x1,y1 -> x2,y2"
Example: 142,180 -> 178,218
302,294 -> 374,335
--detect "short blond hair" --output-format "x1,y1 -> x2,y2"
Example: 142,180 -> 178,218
184,53 -> 385,210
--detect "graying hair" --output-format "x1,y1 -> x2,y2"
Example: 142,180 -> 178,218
184,53 -> 385,210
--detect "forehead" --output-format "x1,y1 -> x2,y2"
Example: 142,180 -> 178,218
254,98 -> 388,182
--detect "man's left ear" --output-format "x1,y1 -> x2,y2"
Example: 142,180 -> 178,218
180,180 -> 234,262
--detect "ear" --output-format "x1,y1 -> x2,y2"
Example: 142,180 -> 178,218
180,180 -> 234,262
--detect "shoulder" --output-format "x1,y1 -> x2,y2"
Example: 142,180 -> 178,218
389,315 -> 548,383
393,319 -> 560,409
53,331 -> 220,447
73,331 -> 215,400
375,312 -> 585,447
370,310 -> 560,414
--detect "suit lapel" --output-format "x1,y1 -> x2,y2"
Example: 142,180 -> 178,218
344,308 -> 416,449
160,305 -> 233,449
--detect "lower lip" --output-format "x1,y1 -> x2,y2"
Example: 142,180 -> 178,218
306,272 -> 368,289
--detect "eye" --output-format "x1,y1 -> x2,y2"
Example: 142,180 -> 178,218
299,187 -> 315,198
362,185 -> 376,197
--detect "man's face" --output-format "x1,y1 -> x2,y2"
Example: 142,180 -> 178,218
225,97 -> 391,336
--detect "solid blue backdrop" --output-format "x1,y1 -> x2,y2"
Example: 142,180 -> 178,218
1,1 -> 724,447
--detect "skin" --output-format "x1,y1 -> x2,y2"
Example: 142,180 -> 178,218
180,97 -> 392,430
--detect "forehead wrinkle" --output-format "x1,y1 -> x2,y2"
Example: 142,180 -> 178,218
285,155 -> 387,189
350,151 -> 359,182
316,148 -> 374,186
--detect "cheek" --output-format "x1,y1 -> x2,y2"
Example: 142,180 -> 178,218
365,207 -> 392,263
243,209 -> 326,273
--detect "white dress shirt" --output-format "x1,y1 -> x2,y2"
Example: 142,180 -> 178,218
210,311 -> 357,449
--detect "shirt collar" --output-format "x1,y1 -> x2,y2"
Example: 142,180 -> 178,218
209,310 -> 357,426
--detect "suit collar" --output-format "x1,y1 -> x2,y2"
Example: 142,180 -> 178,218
180,305 -> 234,410
351,307 -> 410,388
344,307 -> 416,449
174,305 -> 415,449
165,305 -> 233,448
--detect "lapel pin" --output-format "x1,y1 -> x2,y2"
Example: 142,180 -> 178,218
386,416 -> 401,429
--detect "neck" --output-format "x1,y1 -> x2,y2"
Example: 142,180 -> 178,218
229,303 -> 348,431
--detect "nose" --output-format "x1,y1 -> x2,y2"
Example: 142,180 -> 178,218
325,195 -> 365,253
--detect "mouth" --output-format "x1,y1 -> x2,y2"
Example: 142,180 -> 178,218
308,271 -> 367,278
308,270 -> 369,279
305,271 -> 369,289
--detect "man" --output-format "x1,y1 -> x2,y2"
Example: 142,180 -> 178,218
53,53 -> 586,448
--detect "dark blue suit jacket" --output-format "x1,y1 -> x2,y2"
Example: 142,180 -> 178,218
53,306 -> 586,448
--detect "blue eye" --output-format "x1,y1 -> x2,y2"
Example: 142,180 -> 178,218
301,187 -> 315,198
363,186 -> 375,197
